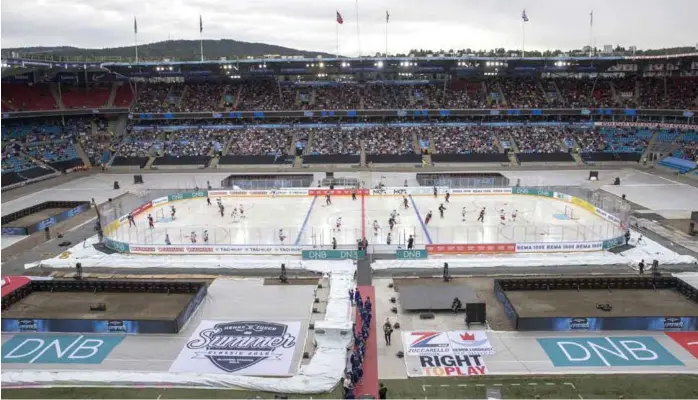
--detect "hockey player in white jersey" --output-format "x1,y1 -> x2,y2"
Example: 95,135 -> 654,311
373,220 -> 380,236
335,216 -> 342,231
462,206 -> 467,221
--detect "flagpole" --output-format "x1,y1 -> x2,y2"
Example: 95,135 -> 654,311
385,14 -> 388,56
355,0 -> 361,57
134,16 -> 139,63
336,20 -> 339,59
588,11 -> 594,57
521,19 -> 525,58
199,15 -> 204,62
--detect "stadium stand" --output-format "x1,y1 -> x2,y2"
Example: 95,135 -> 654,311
1,83 -> 58,111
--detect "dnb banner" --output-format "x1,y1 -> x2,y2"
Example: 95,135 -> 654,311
169,320 -> 302,376
402,330 -> 493,377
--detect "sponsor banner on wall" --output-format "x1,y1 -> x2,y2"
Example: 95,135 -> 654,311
426,243 -> 516,254
308,188 -> 370,196
169,320 -> 302,376
595,121 -> 698,131
516,241 -> 603,253
127,244 -> 302,255
151,197 -> 169,206
449,188 -> 512,195
403,331 -> 494,356
554,192 -> 572,202
276,189 -> 309,196
131,202 -> 152,216
594,207 -> 621,225
570,197 -> 596,214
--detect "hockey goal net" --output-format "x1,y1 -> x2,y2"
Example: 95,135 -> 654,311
564,205 -> 580,220
154,207 -> 167,222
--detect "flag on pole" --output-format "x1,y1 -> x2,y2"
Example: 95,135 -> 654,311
199,15 -> 203,33
590,11 -> 593,27
134,16 -> 138,34
386,10 -> 390,23
522,9 -> 529,22
336,11 -> 344,24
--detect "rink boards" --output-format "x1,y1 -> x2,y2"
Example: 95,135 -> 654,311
102,186 -> 626,256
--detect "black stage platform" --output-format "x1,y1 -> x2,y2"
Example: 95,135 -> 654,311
399,284 -> 482,311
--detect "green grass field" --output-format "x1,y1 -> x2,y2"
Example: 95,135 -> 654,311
4,374 -> 698,399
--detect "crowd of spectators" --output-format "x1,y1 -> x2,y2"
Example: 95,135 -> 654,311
362,126 -> 414,155
310,127 -> 362,155
236,81 -> 288,111
226,127 -> 292,156
674,131 -> 698,161
573,129 -> 607,153
509,126 -> 566,153
431,126 -> 499,154
613,77 -> 638,108
1,143 -> 34,173
498,78 -> 550,108
173,83 -> 227,112
312,86 -> 363,110
118,129 -> 159,158
158,129 -> 224,157
133,83 -> 173,113
78,118 -> 122,165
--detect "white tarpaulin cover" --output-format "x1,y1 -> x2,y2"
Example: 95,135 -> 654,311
2,265 -> 355,393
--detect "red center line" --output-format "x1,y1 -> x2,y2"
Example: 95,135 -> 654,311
361,191 -> 366,239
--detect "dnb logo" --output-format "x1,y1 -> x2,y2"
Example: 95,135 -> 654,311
186,321 -> 297,372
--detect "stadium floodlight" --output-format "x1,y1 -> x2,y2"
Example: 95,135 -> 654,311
319,62 -> 325,68
375,61 -> 384,68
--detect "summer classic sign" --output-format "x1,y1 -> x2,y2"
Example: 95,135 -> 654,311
169,320 -> 302,376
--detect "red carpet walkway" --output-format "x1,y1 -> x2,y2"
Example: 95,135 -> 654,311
353,285 -> 378,398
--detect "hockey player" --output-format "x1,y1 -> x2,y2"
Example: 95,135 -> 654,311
407,235 -> 414,250
403,196 -> 409,209
165,234 -> 171,245
445,192 -> 450,203
127,213 -> 135,227
231,207 -> 238,220
203,230 -> 209,244
336,216 -> 342,231
438,203 -> 446,218
170,205 -> 176,220
433,186 -> 437,198
499,209 -> 506,224
462,206 -> 467,222
207,197 -> 212,206
190,231 -> 197,243
351,189 -> 357,201
239,204 -> 245,218
477,207 -> 486,223
390,209 -> 398,220
279,229 -> 287,243
325,192 -> 332,206
219,204 -> 225,218
425,211 -> 433,225
373,220 -> 380,236
511,209 -> 518,222
148,214 -> 154,229
388,217 -> 395,231
386,232 -> 392,245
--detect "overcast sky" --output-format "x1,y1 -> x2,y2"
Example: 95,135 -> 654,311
2,0 -> 697,55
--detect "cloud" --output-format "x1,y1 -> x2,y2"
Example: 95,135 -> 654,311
2,0 -> 696,54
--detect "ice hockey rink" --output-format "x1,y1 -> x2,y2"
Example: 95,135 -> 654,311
111,193 -> 619,247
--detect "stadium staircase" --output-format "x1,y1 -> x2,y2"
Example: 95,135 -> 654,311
233,85 -> 243,109
641,130 -> 661,164
428,132 -> 436,154
507,151 -> 520,166
75,142 -> 92,168
309,88 -> 317,106
494,81 -> 507,106
106,83 -> 118,107
551,80 -> 564,105
50,83 -> 64,109
305,130 -> 315,156
360,141 -> 367,167
178,85 -> 190,108
609,81 -> 620,105
411,129 -> 421,153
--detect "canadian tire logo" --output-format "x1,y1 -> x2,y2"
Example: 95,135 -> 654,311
185,321 -> 297,372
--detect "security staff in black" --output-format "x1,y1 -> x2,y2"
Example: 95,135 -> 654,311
407,235 -> 414,249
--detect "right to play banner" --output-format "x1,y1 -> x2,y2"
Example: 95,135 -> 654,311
401,331 -> 493,377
